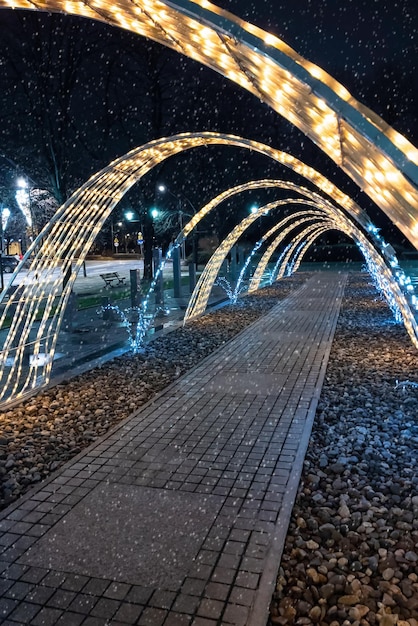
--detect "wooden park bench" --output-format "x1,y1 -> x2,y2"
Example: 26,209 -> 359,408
99,272 -> 127,288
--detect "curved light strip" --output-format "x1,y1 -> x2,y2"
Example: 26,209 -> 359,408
175,174 -> 374,244
290,228 -> 331,276
185,201 -> 320,320
0,0 -> 416,245
248,211 -> 335,292
0,133 -> 416,406
260,211 -> 418,344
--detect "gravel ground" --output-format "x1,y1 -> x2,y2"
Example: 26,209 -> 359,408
269,274 -> 418,626
2,271 -> 417,626
0,274 -> 306,511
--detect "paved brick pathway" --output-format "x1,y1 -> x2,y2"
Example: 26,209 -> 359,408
0,272 -> 346,626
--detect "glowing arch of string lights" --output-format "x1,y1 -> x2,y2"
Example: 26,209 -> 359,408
174,171 -> 417,319
258,210 -> 415,328
1,0 -> 417,246
248,210 -> 335,292
290,226 -> 344,277
0,132 -> 416,406
276,222 -> 334,280
185,202 -> 334,320
184,197 -> 418,350
185,202 -> 350,320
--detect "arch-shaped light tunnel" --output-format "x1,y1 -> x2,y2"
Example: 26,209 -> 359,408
185,202 -> 334,319
276,222 -> 335,280
0,133 -> 400,405
1,0 -> 417,247
184,198 -> 418,353
0,134 -> 417,406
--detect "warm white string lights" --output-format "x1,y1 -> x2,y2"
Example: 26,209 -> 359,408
185,201 -> 332,321
185,203 -> 349,320
248,210 -> 335,292
0,0 -> 416,246
275,222 -> 333,280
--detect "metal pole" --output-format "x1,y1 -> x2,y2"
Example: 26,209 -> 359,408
0,254 -> 3,292
180,211 -> 186,260
188,261 -> 196,293
153,247 -> 164,307
130,268 -> 141,307
172,246 -> 182,298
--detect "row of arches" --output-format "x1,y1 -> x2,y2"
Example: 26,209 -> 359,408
0,133 -> 417,406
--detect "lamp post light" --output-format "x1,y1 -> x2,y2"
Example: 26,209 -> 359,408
250,203 -> 268,238
150,207 -> 160,249
157,184 -> 197,261
124,210 -> 144,255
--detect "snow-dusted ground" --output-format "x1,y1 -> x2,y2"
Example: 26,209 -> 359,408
2,271 -> 417,626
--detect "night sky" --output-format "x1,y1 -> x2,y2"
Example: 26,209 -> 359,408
0,0 -> 417,247
217,0 -> 416,72
216,0 -> 417,137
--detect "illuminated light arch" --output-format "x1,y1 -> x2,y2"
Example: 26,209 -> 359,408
260,210 -> 416,332
290,227 -> 337,276
276,222 -> 334,280
248,211 -> 336,292
186,201 -> 353,320
176,175 -> 374,245
184,199 -> 418,350
0,132 -> 390,405
187,205 -> 338,319
1,0 -> 417,246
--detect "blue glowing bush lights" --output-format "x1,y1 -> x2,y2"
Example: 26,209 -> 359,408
233,240 -> 263,296
287,240 -> 309,276
98,304 -> 155,353
97,245 -> 180,353
395,380 -> 418,392
358,244 -> 403,323
215,276 -> 246,304
269,245 -> 292,285
215,241 -> 264,304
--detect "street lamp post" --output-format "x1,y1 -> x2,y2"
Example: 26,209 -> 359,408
124,210 -> 143,254
110,220 -> 123,254
157,184 -> 197,262
250,203 -> 269,239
